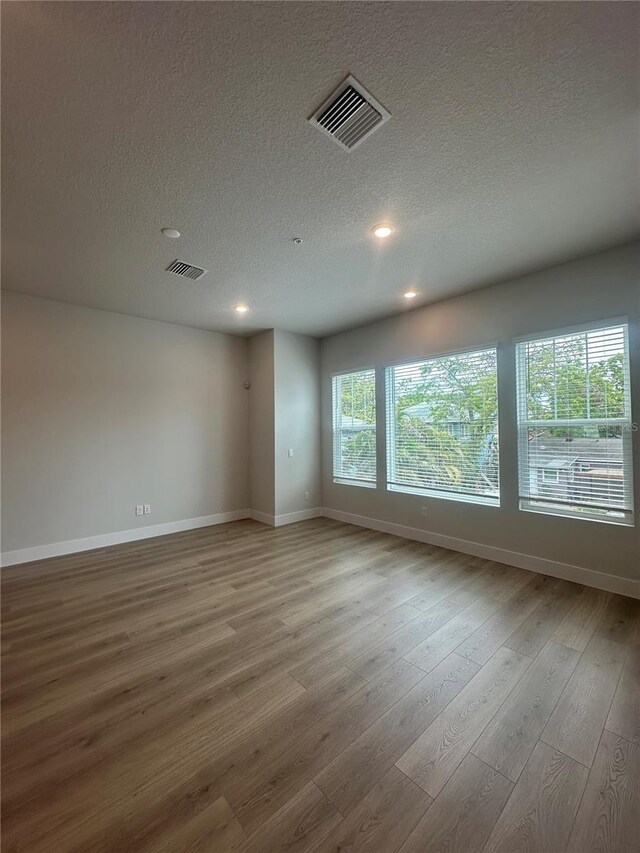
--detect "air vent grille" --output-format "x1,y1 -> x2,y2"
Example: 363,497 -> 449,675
310,75 -> 390,152
166,259 -> 208,281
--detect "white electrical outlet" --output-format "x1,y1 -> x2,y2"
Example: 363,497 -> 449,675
288,448 -> 294,458
135,505 -> 144,516
304,491 -> 311,501
144,504 -> 151,515
420,506 -> 428,517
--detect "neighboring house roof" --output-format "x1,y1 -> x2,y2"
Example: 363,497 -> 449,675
402,402 -> 436,420
339,415 -> 374,430
575,468 -> 624,479
528,436 -> 624,468
402,402 -> 462,422
529,455 -> 577,470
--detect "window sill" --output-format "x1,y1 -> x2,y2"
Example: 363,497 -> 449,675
333,478 -> 377,489
520,500 -> 634,527
387,483 -> 500,507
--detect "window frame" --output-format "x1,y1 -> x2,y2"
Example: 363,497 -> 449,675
515,319 -> 634,527
385,345 -> 501,507
331,367 -> 378,488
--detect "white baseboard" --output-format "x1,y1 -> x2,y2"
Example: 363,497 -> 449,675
249,507 -> 323,527
1,509 -> 250,567
275,508 -> 323,526
4,505 -> 636,600
1,506 -> 326,567
321,507 -> 639,599
248,509 -> 275,526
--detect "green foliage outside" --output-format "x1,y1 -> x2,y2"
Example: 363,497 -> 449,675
338,372 -> 375,424
338,353 -> 499,492
339,427 -> 376,481
389,351 -> 499,494
526,336 -> 625,437
335,371 -> 376,480
337,333 -> 625,492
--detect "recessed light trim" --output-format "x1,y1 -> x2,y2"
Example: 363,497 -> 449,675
234,304 -> 249,314
161,227 -> 181,239
404,290 -> 418,299
372,223 -> 394,239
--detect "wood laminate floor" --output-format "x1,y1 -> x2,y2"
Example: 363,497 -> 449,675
2,518 -> 639,853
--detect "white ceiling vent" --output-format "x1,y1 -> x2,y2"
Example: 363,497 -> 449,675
309,75 -> 390,152
165,259 -> 208,281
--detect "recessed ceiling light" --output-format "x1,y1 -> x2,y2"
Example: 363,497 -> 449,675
372,223 -> 394,239
234,304 -> 249,314
404,290 -> 418,299
161,228 -> 181,239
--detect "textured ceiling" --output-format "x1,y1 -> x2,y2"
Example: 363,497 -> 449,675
2,1 -> 639,337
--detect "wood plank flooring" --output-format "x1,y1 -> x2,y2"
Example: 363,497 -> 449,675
1,517 -> 638,853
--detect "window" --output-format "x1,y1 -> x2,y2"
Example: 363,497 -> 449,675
516,322 -> 633,524
332,369 -> 376,486
386,348 -> 499,504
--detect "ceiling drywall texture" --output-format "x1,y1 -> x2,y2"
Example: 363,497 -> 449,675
2,2 -> 639,337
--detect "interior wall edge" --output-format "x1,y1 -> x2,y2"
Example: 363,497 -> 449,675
248,509 -> 276,526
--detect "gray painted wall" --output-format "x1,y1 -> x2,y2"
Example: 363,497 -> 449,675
3,243 -> 638,581
1,303 -> 322,554
247,330 -> 275,517
1,292 -> 249,552
321,242 -> 640,581
274,330 -> 321,516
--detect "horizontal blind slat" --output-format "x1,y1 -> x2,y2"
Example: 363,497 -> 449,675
516,323 -> 632,521
386,348 -> 499,503
332,370 -> 376,484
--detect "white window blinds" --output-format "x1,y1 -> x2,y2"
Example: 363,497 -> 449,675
332,369 -> 376,486
516,323 -> 633,524
386,348 -> 499,504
